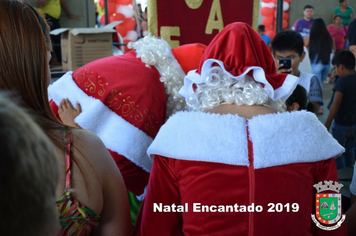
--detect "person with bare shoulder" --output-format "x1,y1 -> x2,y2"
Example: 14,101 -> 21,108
0,1 -> 131,235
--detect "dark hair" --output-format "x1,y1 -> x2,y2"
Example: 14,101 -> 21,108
272,30 -> 304,56
0,0 -> 65,146
334,14 -> 343,20
332,50 -> 356,70
285,85 -> 307,110
339,0 -> 346,3
304,4 -> 314,10
309,18 -> 333,64
258,25 -> 265,32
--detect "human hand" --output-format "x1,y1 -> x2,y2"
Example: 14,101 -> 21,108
276,63 -> 292,74
58,98 -> 82,128
324,121 -> 332,131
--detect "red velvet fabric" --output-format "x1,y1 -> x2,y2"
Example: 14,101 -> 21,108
171,43 -> 207,74
154,0 -> 254,46
72,50 -> 167,139
134,156 -> 347,235
108,150 -> 149,196
49,51 -> 168,196
49,99 -> 61,122
197,22 -> 288,90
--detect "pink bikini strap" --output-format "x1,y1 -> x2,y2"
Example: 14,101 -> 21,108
64,128 -> 73,192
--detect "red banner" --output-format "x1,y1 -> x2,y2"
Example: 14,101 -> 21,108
148,0 -> 259,48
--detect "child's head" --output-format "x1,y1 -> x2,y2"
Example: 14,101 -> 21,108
332,50 -> 356,76
271,30 -> 305,75
258,25 -> 265,34
285,84 -> 307,111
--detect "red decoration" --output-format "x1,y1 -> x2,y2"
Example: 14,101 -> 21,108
100,14 -> 115,25
273,11 -> 288,19
107,1 -> 117,15
264,25 -> 272,31
265,30 -> 276,40
113,13 -> 126,22
116,25 -> 128,37
116,0 -> 132,5
260,7 -> 274,17
123,39 -> 133,53
98,0 -> 116,8
261,0 -> 290,32
121,17 -> 136,31
100,14 -> 106,25
282,19 -> 288,29
262,16 -> 274,27
152,0 -> 255,47
261,0 -> 273,2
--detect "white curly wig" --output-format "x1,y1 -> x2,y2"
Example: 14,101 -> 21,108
186,65 -> 286,112
128,35 -> 186,118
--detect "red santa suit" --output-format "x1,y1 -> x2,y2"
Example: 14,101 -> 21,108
134,23 -> 347,235
48,36 -> 206,198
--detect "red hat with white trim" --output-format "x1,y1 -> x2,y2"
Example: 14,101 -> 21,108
179,22 -> 298,104
48,36 -> 206,196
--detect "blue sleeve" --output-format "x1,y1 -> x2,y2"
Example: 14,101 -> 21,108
308,76 -> 323,104
267,36 -> 271,45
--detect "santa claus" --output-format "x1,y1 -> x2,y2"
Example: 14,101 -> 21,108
134,23 -> 347,235
48,36 -> 206,201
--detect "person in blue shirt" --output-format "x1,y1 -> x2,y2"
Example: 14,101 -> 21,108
257,25 -> 271,49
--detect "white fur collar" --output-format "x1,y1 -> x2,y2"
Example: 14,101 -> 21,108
147,111 -> 344,169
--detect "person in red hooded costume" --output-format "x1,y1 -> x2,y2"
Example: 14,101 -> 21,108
134,23 -> 347,235
48,36 -> 206,221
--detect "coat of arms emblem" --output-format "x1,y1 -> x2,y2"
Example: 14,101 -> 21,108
311,181 -> 346,230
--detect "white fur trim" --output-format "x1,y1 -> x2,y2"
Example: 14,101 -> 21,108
248,111 -> 344,169
179,59 -> 299,102
48,72 -> 153,172
148,111 -> 250,166
148,111 -> 345,169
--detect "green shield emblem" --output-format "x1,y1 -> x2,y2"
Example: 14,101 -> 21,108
319,197 -> 338,220
315,193 -> 342,225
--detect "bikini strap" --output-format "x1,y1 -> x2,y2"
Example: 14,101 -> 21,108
64,128 -> 73,193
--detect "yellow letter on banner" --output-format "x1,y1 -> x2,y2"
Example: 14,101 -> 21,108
160,26 -> 181,48
205,0 -> 224,34
185,0 -> 204,9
